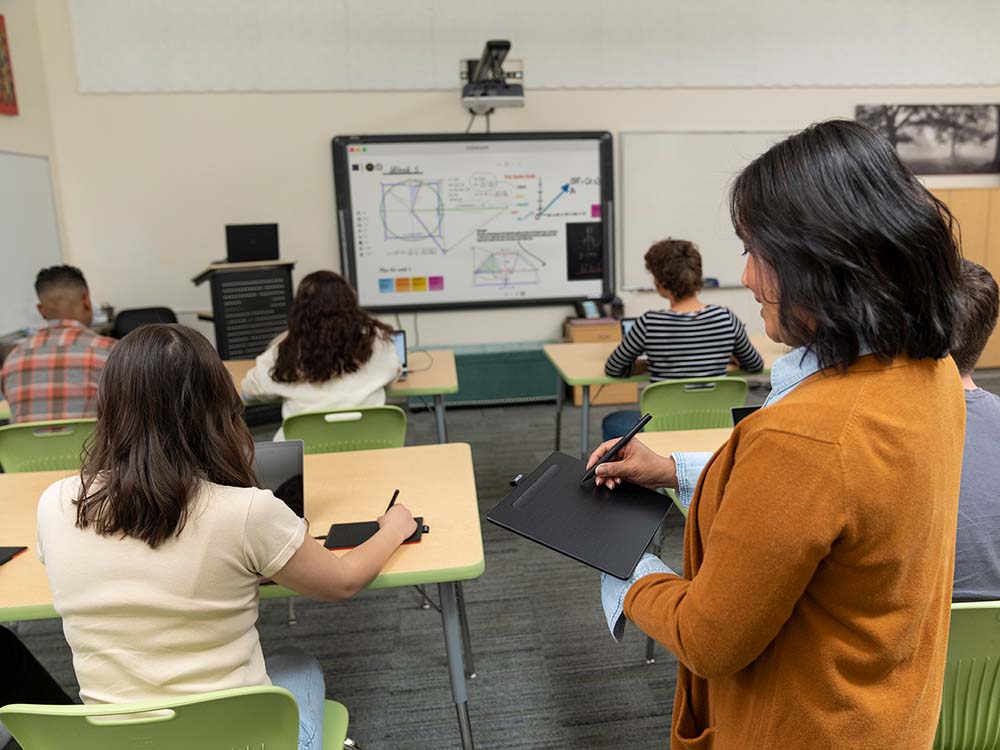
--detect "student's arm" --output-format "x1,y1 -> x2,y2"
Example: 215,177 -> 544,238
270,505 -> 417,601
605,318 -> 647,378
731,316 -> 764,373
240,342 -> 282,401
623,430 -> 846,678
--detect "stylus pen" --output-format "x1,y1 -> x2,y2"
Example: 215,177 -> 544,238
581,413 -> 653,484
385,489 -> 400,514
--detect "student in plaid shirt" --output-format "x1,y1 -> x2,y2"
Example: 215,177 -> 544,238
1,266 -> 116,424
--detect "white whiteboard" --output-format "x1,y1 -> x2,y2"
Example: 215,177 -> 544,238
68,0 -> 1000,92
338,136 -> 608,310
0,153 -> 62,333
620,131 -> 790,290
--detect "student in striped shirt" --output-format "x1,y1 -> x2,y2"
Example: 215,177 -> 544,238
602,239 -> 763,440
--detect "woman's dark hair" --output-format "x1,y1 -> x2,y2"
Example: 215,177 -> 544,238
645,239 -> 703,300
730,119 -> 962,371
76,324 -> 256,548
952,259 -> 999,375
272,271 -> 393,383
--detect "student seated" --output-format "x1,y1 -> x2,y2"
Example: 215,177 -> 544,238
242,271 -> 401,438
1,266 -> 116,423
951,259 -> 1000,601
36,324 -> 417,750
601,239 -> 763,440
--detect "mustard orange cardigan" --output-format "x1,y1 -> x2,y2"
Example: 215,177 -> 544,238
625,355 -> 964,749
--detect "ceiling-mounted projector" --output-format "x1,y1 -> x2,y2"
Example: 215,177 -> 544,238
461,40 -> 524,115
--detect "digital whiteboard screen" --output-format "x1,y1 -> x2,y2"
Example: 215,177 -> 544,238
332,132 -> 613,312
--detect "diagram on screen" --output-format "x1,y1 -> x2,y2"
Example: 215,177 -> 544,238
473,244 -> 543,287
379,180 -> 445,247
343,137 -> 608,307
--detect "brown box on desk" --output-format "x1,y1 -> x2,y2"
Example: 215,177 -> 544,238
564,319 -> 638,407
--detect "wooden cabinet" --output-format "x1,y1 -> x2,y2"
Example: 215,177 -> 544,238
564,318 -> 638,406
930,187 -> 1000,368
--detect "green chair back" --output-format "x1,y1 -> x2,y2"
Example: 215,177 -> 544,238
0,686 -> 350,750
640,377 -> 748,432
934,600 -> 1000,749
0,419 -> 97,473
283,405 -> 407,454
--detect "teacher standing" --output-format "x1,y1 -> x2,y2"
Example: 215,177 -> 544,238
590,120 -> 965,749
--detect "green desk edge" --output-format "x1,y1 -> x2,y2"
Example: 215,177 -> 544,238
0,558 -> 486,623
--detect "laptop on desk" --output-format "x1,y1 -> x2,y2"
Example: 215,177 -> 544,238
225,224 -> 279,263
392,330 -> 408,379
254,440 -> 304,518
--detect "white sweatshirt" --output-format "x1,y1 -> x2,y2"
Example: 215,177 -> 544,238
241,333 -> 402,439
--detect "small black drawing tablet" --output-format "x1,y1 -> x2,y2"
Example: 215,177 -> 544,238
0,547 -> 28,566
324,518 -> 426,550
487,451 -> 669,579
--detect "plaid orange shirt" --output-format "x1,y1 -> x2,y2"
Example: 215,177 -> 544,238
0,320 -> 116,424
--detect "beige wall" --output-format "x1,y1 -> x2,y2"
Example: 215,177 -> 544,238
0,0 -> 52,156
31,0 -> 1000,345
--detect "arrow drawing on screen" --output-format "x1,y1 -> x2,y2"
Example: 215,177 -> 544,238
521,184 -> 569,221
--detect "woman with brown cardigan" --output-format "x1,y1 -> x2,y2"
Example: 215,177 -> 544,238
590,120 -> 965,750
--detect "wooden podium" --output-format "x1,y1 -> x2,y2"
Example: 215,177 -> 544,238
192,260 -> 295,360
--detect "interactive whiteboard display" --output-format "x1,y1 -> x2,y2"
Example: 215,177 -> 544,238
333,132 -> 613,311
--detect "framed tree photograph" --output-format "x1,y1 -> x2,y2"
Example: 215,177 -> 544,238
856,104 -> 1000,175
0,15 -> 17,116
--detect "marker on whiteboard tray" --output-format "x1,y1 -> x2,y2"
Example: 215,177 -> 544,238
703,277 -> 720,288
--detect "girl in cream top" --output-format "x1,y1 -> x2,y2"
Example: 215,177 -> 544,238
36,323 -> 417,750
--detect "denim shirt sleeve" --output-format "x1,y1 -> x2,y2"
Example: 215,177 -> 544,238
601,553 -> 677,642
672,451 -> 713,509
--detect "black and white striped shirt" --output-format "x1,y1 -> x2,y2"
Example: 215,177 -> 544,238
605,306 -> 763,381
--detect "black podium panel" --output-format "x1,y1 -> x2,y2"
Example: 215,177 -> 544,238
210,267 -> 292,360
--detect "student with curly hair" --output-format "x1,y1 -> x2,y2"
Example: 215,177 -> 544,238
601,239 -> 763,439
242,271 -> 401,437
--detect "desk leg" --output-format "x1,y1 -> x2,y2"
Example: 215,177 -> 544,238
456,582 -> 476,679
554,372 -> 564,451
580,385 -> 591,460
434,394 -> 448,444
439,582 -> 475,750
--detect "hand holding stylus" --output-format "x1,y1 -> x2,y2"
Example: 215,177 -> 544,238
585,436 -> 679,492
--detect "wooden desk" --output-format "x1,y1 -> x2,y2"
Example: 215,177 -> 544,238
544,335 -> 785,459
638,427 -> 732,457
0,443 -> 483,750
224,349 -> 459,444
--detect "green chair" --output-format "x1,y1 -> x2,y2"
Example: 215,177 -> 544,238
934,599 -> 1000,749
283,406 -> 407,454
0,419 -> 97,473
640,376 -> 748,432
0,686 -> 360,750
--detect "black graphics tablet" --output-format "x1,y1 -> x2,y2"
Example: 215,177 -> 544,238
731,405 -> 761,426
487,451 -> 669,579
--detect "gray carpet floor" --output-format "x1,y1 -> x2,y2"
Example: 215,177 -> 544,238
9,371 -> 1000,749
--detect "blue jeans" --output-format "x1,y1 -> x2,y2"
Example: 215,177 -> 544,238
265,647 -> 326,750
602,409 -> 642,442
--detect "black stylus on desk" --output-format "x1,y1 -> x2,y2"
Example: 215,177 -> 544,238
581,412 -> 652,484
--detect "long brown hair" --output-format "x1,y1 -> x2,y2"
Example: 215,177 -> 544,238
76,324 -> 256,548
271,270 -> 393,383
